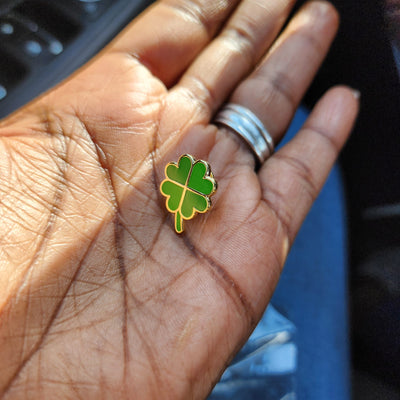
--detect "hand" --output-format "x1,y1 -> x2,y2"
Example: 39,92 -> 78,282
0,1 -> 358,398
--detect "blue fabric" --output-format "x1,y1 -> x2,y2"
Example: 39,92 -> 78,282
209,305 -> 297,400
271,107 -> 351,400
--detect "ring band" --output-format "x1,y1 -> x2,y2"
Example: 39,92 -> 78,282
214,104 -> 274,165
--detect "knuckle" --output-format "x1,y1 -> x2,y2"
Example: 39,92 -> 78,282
275,153 -> 319,202
221,26 -> 257,66
295,30 -> 325,58
262,186 -> 292,239
164,0 -> 225,38
232,72 -> 296,136
267,71 -> 297,114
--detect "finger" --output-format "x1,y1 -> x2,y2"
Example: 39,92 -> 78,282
259,86 -> 360,244
230,1 -> 339,143
109,0 -> 241,86
174,0 -> 295,118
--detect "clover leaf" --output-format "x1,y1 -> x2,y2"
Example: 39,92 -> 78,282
160,154 -> 217,233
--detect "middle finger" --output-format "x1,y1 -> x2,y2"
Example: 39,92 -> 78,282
175,0 -> 296,119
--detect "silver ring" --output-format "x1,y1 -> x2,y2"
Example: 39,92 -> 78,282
214,104 -> 274,165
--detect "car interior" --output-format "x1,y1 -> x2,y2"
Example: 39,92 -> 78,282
0,0 -> 399,399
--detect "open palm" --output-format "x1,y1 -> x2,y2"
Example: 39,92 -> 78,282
0,1 -> 358,398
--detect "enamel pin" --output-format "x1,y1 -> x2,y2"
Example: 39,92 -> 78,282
160,154 -> 217,233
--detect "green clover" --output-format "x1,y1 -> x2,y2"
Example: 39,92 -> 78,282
160,154 -> 217,233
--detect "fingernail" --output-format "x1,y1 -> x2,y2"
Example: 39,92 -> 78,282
351,89 -> 361,100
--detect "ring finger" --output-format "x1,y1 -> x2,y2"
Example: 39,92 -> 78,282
230,1 -> 339,144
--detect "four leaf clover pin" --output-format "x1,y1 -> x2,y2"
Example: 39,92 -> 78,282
160,154 -> 217,233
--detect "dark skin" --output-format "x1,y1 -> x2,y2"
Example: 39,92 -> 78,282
0,0 -> 358,398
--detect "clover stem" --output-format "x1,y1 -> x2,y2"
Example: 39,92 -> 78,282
175,211 -> 183,233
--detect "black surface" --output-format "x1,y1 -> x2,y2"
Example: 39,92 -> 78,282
0,0 -> 155,118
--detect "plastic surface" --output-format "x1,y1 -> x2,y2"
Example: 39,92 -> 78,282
209,306 -> 297,400
0,0 -> 155,118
